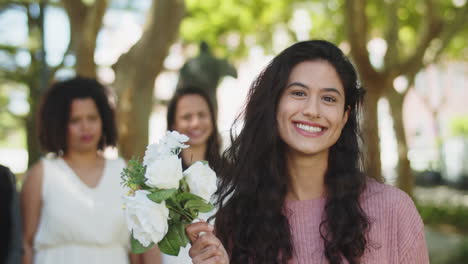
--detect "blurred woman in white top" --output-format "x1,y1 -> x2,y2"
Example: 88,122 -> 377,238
21,77 -> 146,264
161,86 -> 222,263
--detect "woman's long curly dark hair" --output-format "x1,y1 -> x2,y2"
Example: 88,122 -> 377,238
167,86 -> 222,171
215,40 -> 372,264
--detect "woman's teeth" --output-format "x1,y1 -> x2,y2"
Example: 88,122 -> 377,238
296,123 -> 323,133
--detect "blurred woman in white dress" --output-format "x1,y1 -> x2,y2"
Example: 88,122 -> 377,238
21,77 -> 141,264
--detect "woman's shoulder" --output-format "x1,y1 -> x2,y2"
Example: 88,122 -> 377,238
363,180 -> 428,261
104,156 -> 126,170
25,160 -> 44,180
362,178 -> 413,204
40,154 -> 63,166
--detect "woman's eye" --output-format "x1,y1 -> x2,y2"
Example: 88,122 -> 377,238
291,91 -> 306,97
323,96 -> 336,102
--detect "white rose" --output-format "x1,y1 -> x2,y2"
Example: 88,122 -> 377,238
123,190 -> 169,247
184,161 -> 217,201
143,131 -> 189,167
145,155 -> 183,189
163,131 -> 189,150
143,143 -> 172,167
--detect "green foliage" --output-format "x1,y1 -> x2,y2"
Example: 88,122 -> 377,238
182,0 -> 468,63
417,202 -> 468,233
445,238 -> 468,264
0,83 -> 26,147
182,0 -> 298,58
147,188 -> 178,203
363,0 -> 468,60
120,157 -> 147,190
131,235 -> 154,254
158,222 -> 190,256
184,198 -> 214,213
177,191 -> 214,213
450,116 -> 468,138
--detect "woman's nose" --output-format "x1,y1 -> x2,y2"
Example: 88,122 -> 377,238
81,120 -> 93,131
302,98 -> 320,119
189,116 -> 200,127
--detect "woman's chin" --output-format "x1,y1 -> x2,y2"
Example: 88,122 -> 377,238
188,138 -> 208,147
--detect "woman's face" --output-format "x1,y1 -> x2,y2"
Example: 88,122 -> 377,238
276,60 -> 348,158
173,94 -> 213,147
66,98 -> 103,154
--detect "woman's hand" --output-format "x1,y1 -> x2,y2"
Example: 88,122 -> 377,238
186,222 -> 229,264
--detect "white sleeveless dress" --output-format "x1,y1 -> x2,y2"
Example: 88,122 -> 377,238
34,157 -> 130,264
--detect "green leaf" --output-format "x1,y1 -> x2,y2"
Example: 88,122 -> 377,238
169,209 -> 181,222
176,192 -> 205,203
184,199 -> 214,213
131,235 -> 154,254
179,178 -> 190,193
120,157 -> 146,190
165,197 -> 184,211
157,222 -> 190,256
147,188 -> 178,203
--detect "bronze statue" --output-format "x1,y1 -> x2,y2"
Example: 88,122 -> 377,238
176,41 -> 237,111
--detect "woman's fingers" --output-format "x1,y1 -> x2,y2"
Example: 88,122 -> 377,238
189,232 -> 221,253
186,221 -> 214,244
186,223 -> 229,264
190,245 -> 222,262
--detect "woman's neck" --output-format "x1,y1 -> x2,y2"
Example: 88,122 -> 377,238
181,144 -> 207,166
286,150 -> 328,201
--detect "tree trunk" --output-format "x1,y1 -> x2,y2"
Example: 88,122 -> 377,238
62,0 -> 108,78
361,82 -> 384,181
26,2 -> 49,168
387,89 -> 414,196
26,81 -> 42,167
114,66 -> 155,160
113,0 -> 185,160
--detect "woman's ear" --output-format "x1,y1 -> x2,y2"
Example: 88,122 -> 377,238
342,105 -> 350,126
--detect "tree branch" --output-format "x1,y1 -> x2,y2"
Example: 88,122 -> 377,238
85,0 -> 108,39
383,0 -> 401,70
114,0 -> 186,78
431,2 -> 468,63
61,0 -> 87,23
397,0 -> 443,76
49,39 -> 73,77
61,0 -> 87,51
344,0 -> 379,82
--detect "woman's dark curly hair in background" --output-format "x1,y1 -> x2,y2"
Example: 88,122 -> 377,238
38,76 -> 117,155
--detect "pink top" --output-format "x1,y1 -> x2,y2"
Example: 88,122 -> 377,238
284,179 -> 429,264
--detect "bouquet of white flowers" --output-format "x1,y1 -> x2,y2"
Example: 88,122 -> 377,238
121,131 -> 217,256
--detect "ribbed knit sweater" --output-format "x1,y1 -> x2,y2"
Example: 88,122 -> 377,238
284,179 -> 429,263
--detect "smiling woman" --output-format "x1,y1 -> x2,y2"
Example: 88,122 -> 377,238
166,87 -> 222,171
277,60 -> 349,160
161,87 -> 222,264
185,40 -> 429,264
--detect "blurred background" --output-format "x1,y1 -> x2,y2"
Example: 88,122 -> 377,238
0,0 -> 467,262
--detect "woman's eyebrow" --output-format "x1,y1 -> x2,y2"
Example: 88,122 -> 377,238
286,82 -> 309,89
286,82 -> 343,97
321,87 -> 342,97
